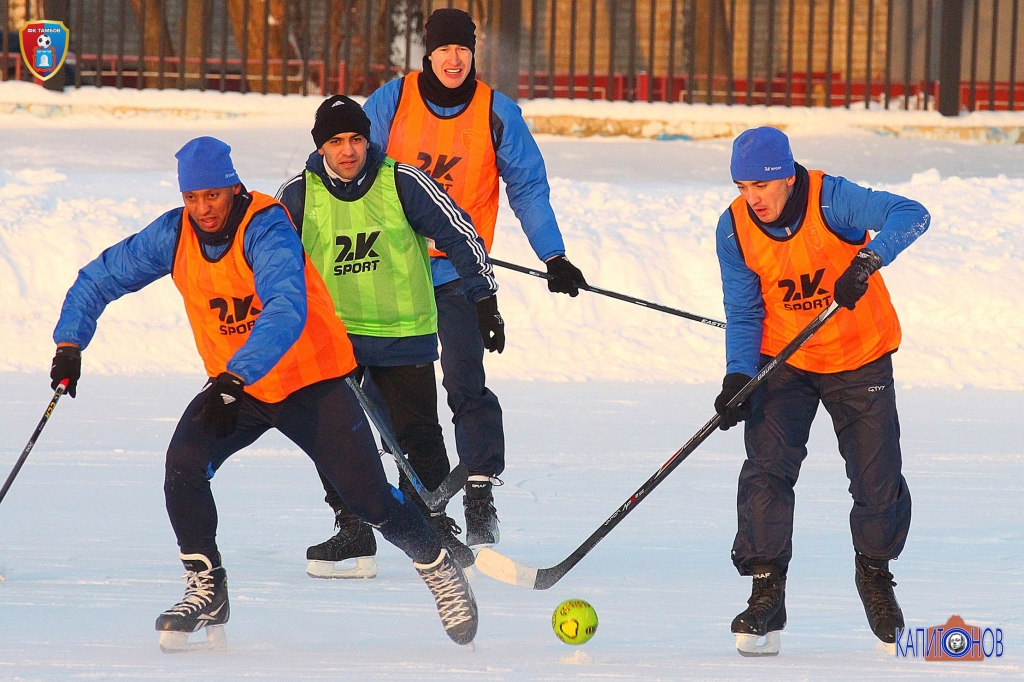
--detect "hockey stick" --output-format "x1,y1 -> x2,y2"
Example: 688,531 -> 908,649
490,258 -> 726,329
344,376 -> 468,512
0,379 -> 69,510
476,301 -> 842,589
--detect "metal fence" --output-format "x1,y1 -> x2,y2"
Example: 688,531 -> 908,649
0,0 -> 1020,113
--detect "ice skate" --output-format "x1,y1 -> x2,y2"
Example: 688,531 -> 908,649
414,548 -> 478,646
306,509 -> 378,579
155,553 -> 229,653
463,477 -> 499,548
732,565 -> 786,657
428,510 -> 475,569
855,553 -> 904,646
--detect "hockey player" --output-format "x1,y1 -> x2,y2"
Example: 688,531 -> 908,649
276,95 -> 499,576
361,8 -> 589,548
48,137 -> 477,649
714,127 -> 928,655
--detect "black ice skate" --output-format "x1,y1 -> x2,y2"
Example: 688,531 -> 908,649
305,509 -> 378,579
732,564 -> 786,657
414,548 -> 479,646
855,553 -> 904,653
155,553 -> 229,653
428,510 -> 476,569
463,477 -> 499,548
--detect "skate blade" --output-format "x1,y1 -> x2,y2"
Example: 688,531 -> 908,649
158,625 -> 227,653
306,557 -> 378,579
876,640 -> 896,655
735,631 -> 781,657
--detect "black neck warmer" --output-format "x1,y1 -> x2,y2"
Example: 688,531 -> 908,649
418,55 -> 478,109
190,185 -> 253,248
748,163 -> 809,231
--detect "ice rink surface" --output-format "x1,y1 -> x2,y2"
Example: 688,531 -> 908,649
1,94 -> 1023,678
0,374 -> 1021,680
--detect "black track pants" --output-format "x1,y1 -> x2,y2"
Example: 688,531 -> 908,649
164,375 -> 441,564
731,353 -> 912,575
319,363 -> 451,515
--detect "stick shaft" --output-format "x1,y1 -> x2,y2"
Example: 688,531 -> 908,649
344,376 -> 465,511
490,258 -> 726,329
0,381 -> 68,507
534,302 -> 841,589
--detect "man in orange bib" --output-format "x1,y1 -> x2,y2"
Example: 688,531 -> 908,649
364,9 -> 589,548
48,137 -> 477,649
713,127 -> 929,654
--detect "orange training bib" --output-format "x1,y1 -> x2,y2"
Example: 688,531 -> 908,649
172,191 -> 356,402
730,170 -> 901,373
387,72 -> 500,257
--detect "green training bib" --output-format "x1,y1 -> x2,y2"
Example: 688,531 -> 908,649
301,158 -> 437,337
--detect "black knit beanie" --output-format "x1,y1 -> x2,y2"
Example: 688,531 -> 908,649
424,9 -> 476,54
311,95 -> 371,149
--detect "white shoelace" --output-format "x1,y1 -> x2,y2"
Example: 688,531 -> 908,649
163,569 -> 215,616
421,561 -> 474,629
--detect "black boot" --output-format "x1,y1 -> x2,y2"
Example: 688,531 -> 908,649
305,507 -> 378,579
463,477 -> 499,548
855,553 -> 904,644
427,510 -> 476,569
155,553 -> 229,652
400,476 -> 474,569
732,564 -> 787,637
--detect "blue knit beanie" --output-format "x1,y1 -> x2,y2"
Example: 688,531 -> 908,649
730,127 -> 795,182
175,137 -> 239,192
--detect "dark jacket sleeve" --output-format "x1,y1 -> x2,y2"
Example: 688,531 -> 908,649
227,205 -> 308,385
53,209 -> 180,349
393,162 -> 497,303
275,172 -> 306,235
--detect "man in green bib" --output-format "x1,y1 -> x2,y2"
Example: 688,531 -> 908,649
277,95 -> 502,577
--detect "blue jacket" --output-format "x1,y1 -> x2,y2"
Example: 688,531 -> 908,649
53,198 -> 310,386
276,144 -> 497,366
363,76 -> 566,286
717,174 -> 930,377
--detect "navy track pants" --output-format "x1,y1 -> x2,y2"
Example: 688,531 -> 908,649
731,353 -> 912,575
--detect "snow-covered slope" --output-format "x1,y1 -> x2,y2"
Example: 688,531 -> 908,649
2,143 -> 1023,387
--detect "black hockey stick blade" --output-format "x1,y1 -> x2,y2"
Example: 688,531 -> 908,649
0,380 -> 68,508
476,302 -> 841,589
345,376 -> 465,511
490,258 -> 726,329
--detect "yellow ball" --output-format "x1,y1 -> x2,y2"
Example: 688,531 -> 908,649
552,599 -> 599,645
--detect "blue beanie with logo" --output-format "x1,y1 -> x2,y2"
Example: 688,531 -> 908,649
175,136 -> 240,192
730,127 -> 795,181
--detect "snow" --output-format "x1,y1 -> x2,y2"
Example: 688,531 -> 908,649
3,96 -> 1024,387
1,86 -> 1023,678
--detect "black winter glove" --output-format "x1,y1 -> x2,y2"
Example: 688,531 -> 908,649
193,372 -> 246,439
833,248 -> 883,310
714,373 -> 753,431
545,255 -> 588,297
476,295 -> 505,353
50,345 -> 81,398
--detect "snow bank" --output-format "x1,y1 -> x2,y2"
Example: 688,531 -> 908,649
2,163 -> 1022,388
5,81 -> 1024,142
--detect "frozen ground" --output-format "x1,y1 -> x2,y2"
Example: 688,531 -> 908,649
1,89 -> 1023,678
0,374 -> 1021,680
